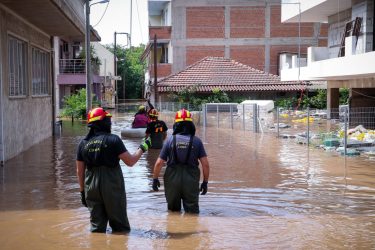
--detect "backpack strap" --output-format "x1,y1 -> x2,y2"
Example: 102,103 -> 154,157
184,136 -> 194,164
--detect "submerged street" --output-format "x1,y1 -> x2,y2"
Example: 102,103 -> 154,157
0,112 -> 375,249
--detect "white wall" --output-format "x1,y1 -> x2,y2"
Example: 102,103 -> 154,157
91,42 -> 114,77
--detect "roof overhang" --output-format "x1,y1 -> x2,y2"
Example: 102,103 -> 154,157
281,0 -> 352,23
0,0 -> 87,38
148,0 -> 170,15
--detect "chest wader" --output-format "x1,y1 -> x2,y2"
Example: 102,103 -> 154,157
83,136 -> 130,233
163,135 -> 200,213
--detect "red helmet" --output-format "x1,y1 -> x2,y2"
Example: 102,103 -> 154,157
87,107 -> 112,124
149,109 -> 159,118
175,109 -> 192,123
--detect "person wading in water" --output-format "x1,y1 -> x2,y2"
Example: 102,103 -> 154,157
151,109 -> 210,213
76,107 -> 151,233
145,109 -> 168,149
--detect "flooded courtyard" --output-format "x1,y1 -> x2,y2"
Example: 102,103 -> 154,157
0,112 -> 375,249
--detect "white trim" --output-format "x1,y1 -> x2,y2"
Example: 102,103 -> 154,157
0,3 -> 50,39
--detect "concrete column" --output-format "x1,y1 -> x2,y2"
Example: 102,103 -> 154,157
53,37 -> 60,118
224,6 -> 230,58
327,86 -> 340,119
264,2 -> 271,73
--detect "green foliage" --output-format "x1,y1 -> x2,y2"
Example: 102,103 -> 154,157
339,88 -> 349,105
308,89 -> 327,109
275,97 -> 298,109
78,45 -> 101,66
61,88 -> 87,119
168,86 -> 230,107
106,44 -> 146,99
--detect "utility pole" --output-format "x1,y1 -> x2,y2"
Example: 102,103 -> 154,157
113,32 -> 129,105
85,0 -> 92,112
114,31 -> 117,105
153,34 -> 158,104
130,0 -> 132,48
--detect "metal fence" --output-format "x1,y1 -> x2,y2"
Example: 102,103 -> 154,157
199,103 -> 375,157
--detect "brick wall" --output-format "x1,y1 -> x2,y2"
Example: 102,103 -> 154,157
270,6 -> 315,37
186,46 -> 225,66
149,26 -> 172,40
230,7 -> 265,38
186,7 -> 225,38
230,46 -> 265,71
150,63 -> 172,78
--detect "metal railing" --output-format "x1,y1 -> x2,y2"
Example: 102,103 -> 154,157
59,59 -> 101,74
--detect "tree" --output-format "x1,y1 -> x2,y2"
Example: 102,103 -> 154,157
106,44 -> 146,100
61,88 -> 87,121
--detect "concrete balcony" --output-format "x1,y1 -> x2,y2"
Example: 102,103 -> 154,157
149,26 -> 172,41
281,45 -> 375,81
58,59 -> 102,85
150,63 -> 172,78
281,0 -> 352,23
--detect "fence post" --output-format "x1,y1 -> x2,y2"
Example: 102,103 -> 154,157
230,104 -> 233,129
187,103 -> 190,111
203,104 -> 207,127
344,108 -> 348,156
277,107 -> 280,137
253,104 -> 258,133
217,104 -> 219,128
307,107 -> 310,147
243,104 -> 245,130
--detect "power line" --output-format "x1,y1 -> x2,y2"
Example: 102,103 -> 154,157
93,1 -> 110,27
135,0 -> 144,42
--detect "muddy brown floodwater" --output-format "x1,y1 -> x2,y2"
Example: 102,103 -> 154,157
0,112 -> 375,249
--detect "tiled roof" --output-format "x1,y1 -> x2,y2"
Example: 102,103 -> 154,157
157,57 -> 324,92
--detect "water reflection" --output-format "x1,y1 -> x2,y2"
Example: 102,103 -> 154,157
0,114 -> 375,249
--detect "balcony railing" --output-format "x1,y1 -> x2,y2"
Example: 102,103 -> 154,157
59,59 -> 100,75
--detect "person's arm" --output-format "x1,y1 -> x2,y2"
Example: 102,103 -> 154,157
76,160 -> 86,192
199,156 -> 210,182
118,149 -> 144,167
153,157 -> 166,179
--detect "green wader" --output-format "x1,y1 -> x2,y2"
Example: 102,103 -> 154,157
163,135 -> 200,213
85,166 -> 130,233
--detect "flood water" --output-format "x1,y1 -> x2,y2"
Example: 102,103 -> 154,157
1,112 -> 375,249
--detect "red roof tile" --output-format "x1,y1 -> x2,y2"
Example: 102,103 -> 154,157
157,57 -> 324,92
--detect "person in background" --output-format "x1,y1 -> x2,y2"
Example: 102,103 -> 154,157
76,107 -> 151,233
151,109 -> 210,213
145,109 -> 168,149
132,105 -> 149,128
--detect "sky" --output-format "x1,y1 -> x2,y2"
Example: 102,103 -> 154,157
90,0 -> 148,47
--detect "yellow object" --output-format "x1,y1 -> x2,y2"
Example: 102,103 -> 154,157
280,114 -> 289,118
292,117 -> 314,123
338,130 -> 344,138
356,132 -> 365,141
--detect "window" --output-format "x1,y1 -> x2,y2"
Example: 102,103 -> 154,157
32,47 -> 49,96
8,36 -> 28,97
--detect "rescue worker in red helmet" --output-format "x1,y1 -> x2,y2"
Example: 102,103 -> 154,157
145,109 -> 168,149
76,107 -> 151,233
152,109 -> 210,213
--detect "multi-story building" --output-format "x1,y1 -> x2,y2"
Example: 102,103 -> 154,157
145,0 -> 328,102
280,0 -> 375,111
54,40 -> 115,114
0,0 -> 90,162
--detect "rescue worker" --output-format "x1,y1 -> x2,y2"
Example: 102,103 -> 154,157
145,109 -> 168,149
131,105 -> 149,128
152,109 -> 210,213
76,107 -> 151,233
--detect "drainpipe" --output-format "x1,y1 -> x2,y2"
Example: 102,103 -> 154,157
51,37 -> 56,136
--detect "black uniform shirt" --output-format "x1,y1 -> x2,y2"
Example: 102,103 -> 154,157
146,120 -> 168,149
76,132 -> 127,168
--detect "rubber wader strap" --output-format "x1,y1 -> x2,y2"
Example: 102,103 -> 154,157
172,135 -> 194,165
